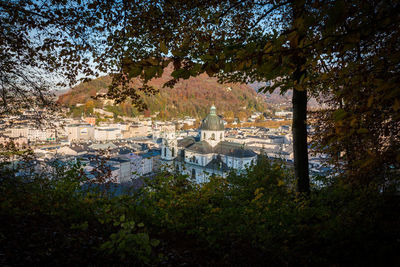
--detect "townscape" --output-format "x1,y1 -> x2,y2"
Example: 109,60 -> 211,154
1,1 -> 398,266
0,101 -> 331,187
0,102 -> 330,186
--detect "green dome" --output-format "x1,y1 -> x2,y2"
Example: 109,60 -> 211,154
200,106 -> 224,131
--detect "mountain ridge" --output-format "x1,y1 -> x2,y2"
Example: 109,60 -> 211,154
58,66 -> 268,119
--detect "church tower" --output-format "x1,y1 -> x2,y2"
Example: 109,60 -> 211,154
160,129 -> 177,161
200,105 -> 225,147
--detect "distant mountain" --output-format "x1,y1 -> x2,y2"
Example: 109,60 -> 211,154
53,88 -> 70,97
248,82 -> 320,108
58,65 -> 268,119
249,82 -> 292,104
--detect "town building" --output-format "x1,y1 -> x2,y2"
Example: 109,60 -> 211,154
160,106 -> 257,183
84,117 -> 96,126
125,124 -> 152,138
66,124 -> 94,141
94,126 -> 122,141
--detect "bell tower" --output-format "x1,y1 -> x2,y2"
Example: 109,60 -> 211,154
160,128 -> 177,161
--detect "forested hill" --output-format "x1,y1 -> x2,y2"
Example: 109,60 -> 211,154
57,65 -> 267,119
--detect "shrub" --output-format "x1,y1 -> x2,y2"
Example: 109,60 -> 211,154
0,156 -> 398,265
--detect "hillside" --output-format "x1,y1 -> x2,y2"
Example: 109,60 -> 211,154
58,65 -> 268,119
249,82 -> 320,108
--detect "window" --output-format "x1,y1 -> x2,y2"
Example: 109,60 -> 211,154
220,133 -> 223,139
192,168 -> 196,179
211,133 -> 215,140
164,147 -> 167,157
172,147 -> 175,157
203,132 -> 206,139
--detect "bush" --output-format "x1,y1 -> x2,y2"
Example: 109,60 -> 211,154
0,161 -> 160,266
0,156 -> 398,265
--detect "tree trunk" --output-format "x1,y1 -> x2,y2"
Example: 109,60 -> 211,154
292,88 -> 310,194
291,1 -> 310,194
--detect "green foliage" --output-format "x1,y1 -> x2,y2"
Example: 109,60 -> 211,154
98,202 -> 160,264
128,156 -> 399,265
105,105 -> 124,117
1,0 -> 96,114
0,156 -> 398,265
68,105 -> 85,118
0,161 -> 160,265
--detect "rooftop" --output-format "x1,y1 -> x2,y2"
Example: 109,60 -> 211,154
205,156 -> 230,172
200,106 -> 224,131
186,140 -> 257,158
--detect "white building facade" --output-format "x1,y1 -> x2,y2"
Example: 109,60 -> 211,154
161,106 -> 258,183
94,127 -> 122,141
66,124 -> 94,141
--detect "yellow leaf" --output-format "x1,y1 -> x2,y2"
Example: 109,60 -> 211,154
393,98 -> 400,112
350,118 -> 357,127
160,41 -> 168,54
357,128 -> 368,134
367,96 -> 373,107
254,187 -> 264,196
263,43 -> 273,53
254,192 -> 263,201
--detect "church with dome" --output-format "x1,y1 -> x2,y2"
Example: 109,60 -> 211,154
160,105 -> 257,183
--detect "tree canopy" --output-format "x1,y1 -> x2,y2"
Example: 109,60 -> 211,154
1,0 -> 399,187
0,0 -> 95,115
1,2 -> 400,264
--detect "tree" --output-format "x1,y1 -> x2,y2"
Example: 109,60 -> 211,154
92,0 -> 399,190
5,0 -> 398,189
306,0 -> 400,186
84,0 -> 314,193
237,111 -> 248,123
224,110 -> 234,119
0,0 -> 97,116
84,100 -> 95,115
256,114 -> 264,122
